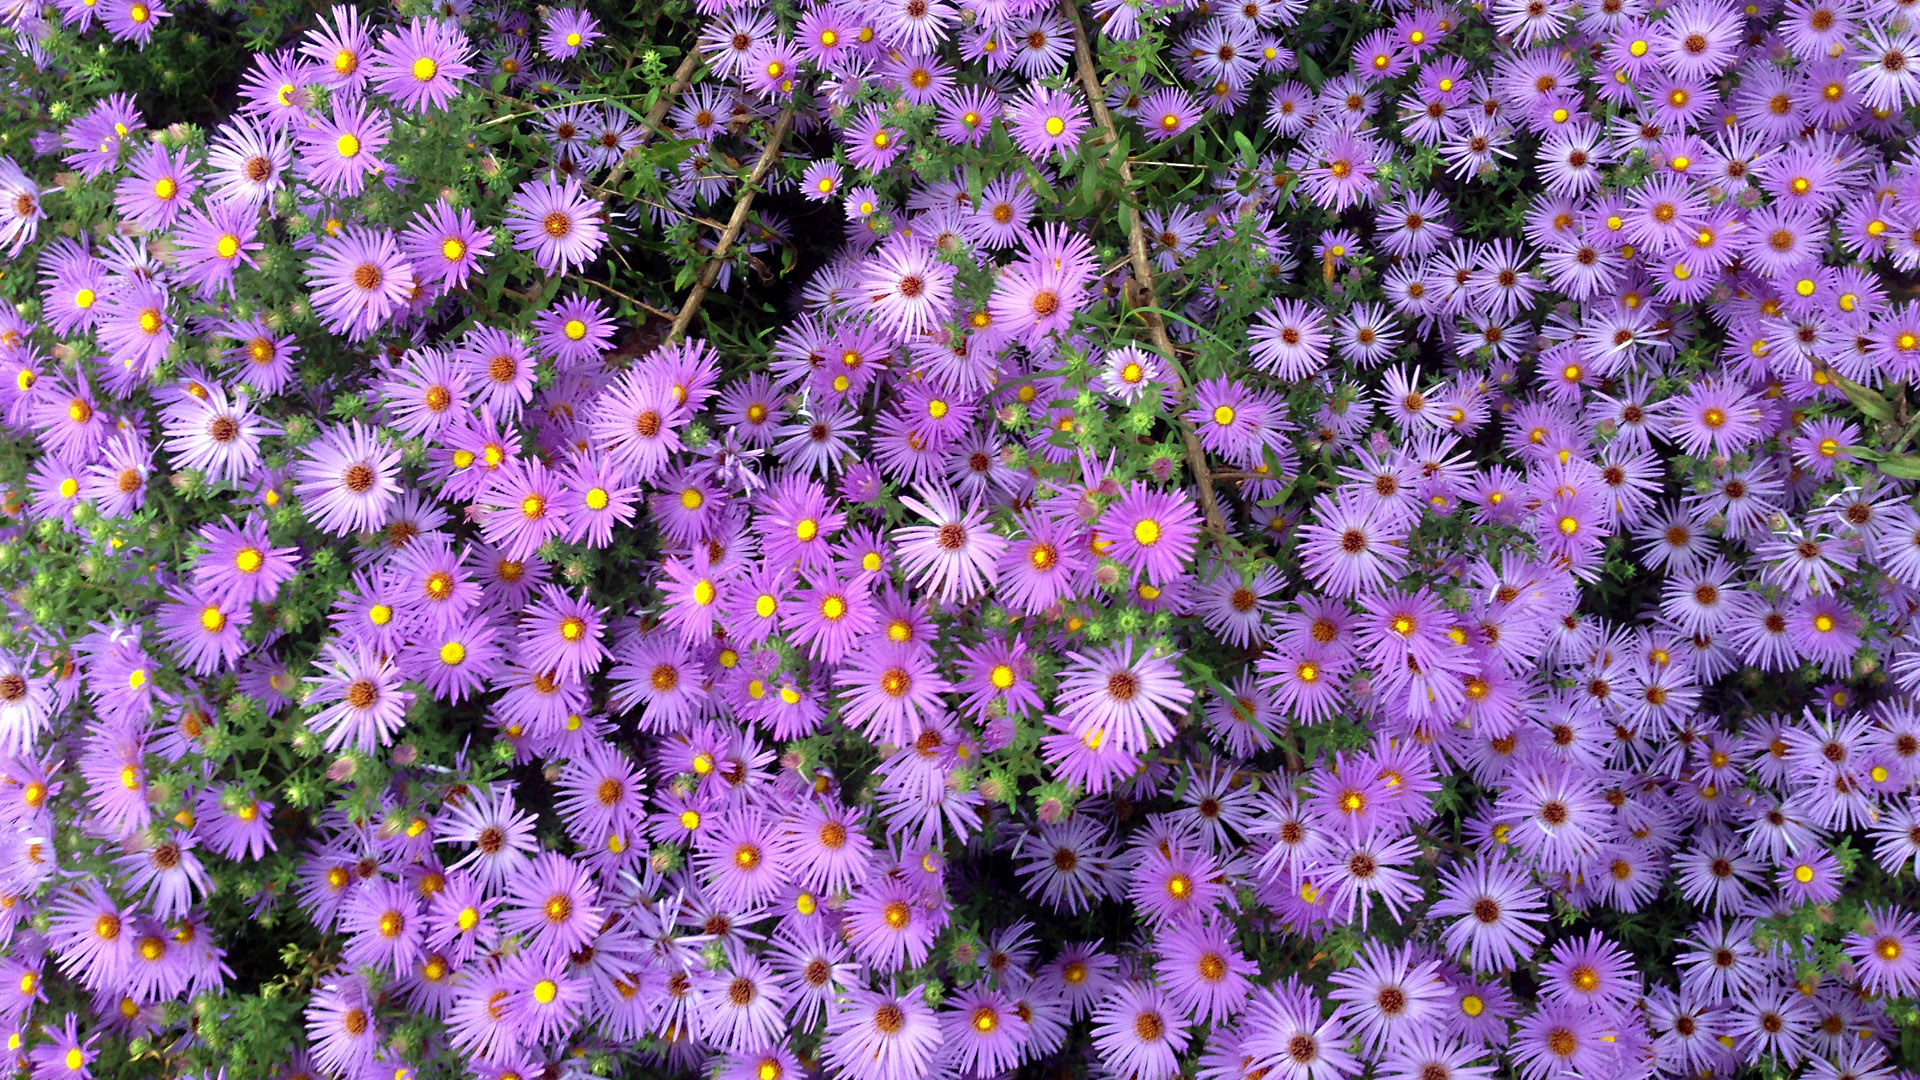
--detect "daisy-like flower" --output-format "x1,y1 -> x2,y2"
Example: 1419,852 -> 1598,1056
534,295 -> 615,364
101,0 -> 170,47
1100,482 -> 1202,585
1090,983 -> 1189,1080
836,643 -> 952,745
0,158 -> 47,258
541,8 -> 603,58
861,238 -> 955,341
436,784 -> 539,889
941,986 -> 1030,1076
294,422 -> 403,537
1056,639 -> 1194,757
1249,298 -> 1332,380
500,851 -> 602,961
368,17 -> 476,112
516,586 -> 609,682
823,988 -> 942,1080
156,586 -> 250,676
477,456 -> 566,562
1848,26 -> 1920,111
205,117 -> 288,207
306,227 -> 416,340
1295,489 -> 1410,597
161,385 -> 276,488
175,199 -> 262,299
303,4 -> 374,89
304,644 -> 413,754
295,97 -> 391,197
1846,905 -> 1920,997
504,176 -> 606,276
1327,941 -> 1448,1054
113,143 -> 197,232
892,486 -> 1006,604
1007,85 -> 1090,159
401,200 -> 492,290
1429,858 -> 1548,973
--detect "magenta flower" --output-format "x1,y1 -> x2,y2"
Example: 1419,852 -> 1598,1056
504,176 -> 606,276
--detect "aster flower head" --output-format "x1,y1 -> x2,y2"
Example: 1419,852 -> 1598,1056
295,422 -> 403,537
369,17 -> 476,112
307,226 -> 415,341
505,176 -> 606,276
1008,84 -> 1090,158
1100,481 -> 1202,586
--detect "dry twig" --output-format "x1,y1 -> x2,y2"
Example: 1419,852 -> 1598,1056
1059,0 -> 1228,541
667,108 -> 797,342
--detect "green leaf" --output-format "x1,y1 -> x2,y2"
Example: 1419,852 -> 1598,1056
1232,129 -> 1256,169
1874,454 -> 1920,480
1297,52 -> 1324,88
1833,372 -> 1896,426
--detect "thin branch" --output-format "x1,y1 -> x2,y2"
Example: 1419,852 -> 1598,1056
570,274 -> 675,321
668,107 -> 797,343
600,50 -> 704,196
1060,0 -> 1229,542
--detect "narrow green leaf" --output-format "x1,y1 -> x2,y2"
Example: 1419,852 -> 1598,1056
1232,129 -> 1255,168
1833,372 -> 1896,426
1297,52 -> 1324,88
1875,454 -> 1920,480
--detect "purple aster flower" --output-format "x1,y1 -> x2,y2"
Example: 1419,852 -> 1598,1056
504,176 -> 606,276
295,422 -> 402,536
340,878 -> 424,976
60,95 -> 144,180
1007,85 -> 1090,159
1846,906 -> 1920,997
401,199 -> 492,291
304,643 -> 413,754
1056,639 -> 1194,757
533,294 -> 615,365
823,987 -> 942,1080
1430,858 -> 1548,973
175,199 -> 262,299
113,143 -> 197,231
306,226 -> 416,340
541,8 -> 602,58
1154,918 -> 1253,1026
156,586 -> 249,676
1100,482 -> 1201,585
1327,941 -> 1448,1054
301,5 -> 374,89
500,851 -> 601,961
891,486 -> 1005,604
101,0 -> 168,46
1090,983 -> 1189,1080
205,117 -> 289,207
305,977 -> 381,1075
516,586 -> 608,682
368,18 -> 475,112
477,456 -> 566,562
295,97 -> 391,197
861,237 -> 955,340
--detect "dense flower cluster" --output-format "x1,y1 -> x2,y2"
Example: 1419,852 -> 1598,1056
4,0 -> 1920,1073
